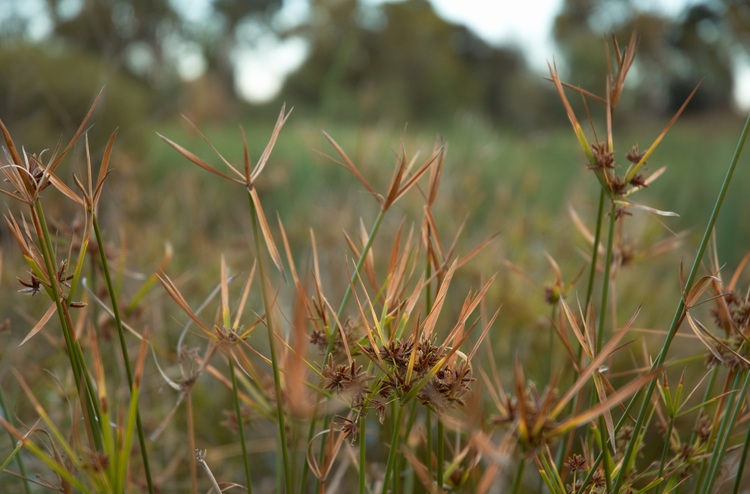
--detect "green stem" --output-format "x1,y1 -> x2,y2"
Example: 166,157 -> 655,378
595,200 -> 617,354
426,410 -> 433,480
511,457 -> 525,494
325,208 -> 387,358
308,208 -> 388,492
382,404 -> 404,494
248,194 -> 291,493
585,189 -> 606,311
359,411 -> 367,494
591,202 -> 617,489
0,386 -> 32,494
92,215 -> 154,494
656,416 -> 674,491
598,416 -> 612,492
556,189 -> 607,473
702,370 -> 750,493
396,402 -> 419,494
437,418 -> 445,491
612,111 -> 750,493
229,355 -> 253,494
33,201 -> 102,451
425,245 -> 436,485
732,398 -> 750,493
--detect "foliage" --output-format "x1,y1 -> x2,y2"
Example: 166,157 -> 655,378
553,0 -> 745,114
281,0 -> 553,126
2,33 -> 750,494
0,42 -> 153,155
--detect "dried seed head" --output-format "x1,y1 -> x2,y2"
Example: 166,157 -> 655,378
321,356 -> 371,400
628,174 -> 648,188
565,453 -> 587,472
626,145 -> 646,164
591,142 -> 615,170
17,274 -> 43,295
335,415 -> 359,443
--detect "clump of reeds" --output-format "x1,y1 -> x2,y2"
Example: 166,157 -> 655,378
0,32 -> 749,494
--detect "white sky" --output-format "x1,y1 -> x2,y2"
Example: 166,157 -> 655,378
239,0 -> 750,106
428,0 -> 563,72
12,0 -> 747,107
237,0 -> 567,102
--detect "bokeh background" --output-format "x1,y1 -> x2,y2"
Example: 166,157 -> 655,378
1,0 -> 749,370
1,2 -> 749,352
1,1 -> 750,490
2,0 -> 748,295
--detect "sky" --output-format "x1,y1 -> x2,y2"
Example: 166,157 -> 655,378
236,0 -> 750,107
12,0 -> 745,108
236,0 -> 567,102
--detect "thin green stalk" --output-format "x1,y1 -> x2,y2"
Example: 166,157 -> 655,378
248,195 -> 291,493
394,400 -> 419,492
325,208 -> 387,358
396,402 -> 419,494
585,189 -> 607,311
308,208 -> 388,492
511,457 -> 525,494
595,200 -> 617,354
359,411 -> 367,494
425,256 -> 447,493
575,376 -> 653,493
555,188 -> 607,473
688,368 -> 722,491
656,417 -> 674,491
437,418 -> 445,491
426,410 -> 433,480
0,387 -> 32,494
702,369 -> 750,493
33,201 -> 103,451
229,356 -> 253,494
612,112 -> 750,493
92,215 -> 154,494
597,416 -> 612,492
732,402 -> 750,493
382,404 -> 405,494
689,367 -> 718,446
589,202 -> 617,490
546,306 -> 557,386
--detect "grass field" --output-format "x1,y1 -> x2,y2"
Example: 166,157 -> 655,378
2,46 -> 750,493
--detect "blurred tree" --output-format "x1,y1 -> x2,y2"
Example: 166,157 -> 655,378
0,42 -> 153,154
46,0 -> 180,86
281,0 -> 542,125
43,0 -> 283,97
553,0 -> 743,114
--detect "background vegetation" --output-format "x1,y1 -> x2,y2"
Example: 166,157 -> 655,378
1,1 -> 750,492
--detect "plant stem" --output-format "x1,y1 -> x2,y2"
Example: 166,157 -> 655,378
556,188 -> 607,473
229,355 -> 254,494
732,400 -> 750,493
656,416 -> 674,492
511,457 -> 525,494
702,369 -> 750,493
307,207 -> 388,491
92,215 -> 155,494
612,111 -> 750,494
585,189 -> 606,311
33,201 -> 102,451
248,194 -> 291,493
0,387 -> 32,494
595,200 -> 617,354
437,418 -> 445,492
359,411 -> 367,494
325,208 -> 387,358
382,404 -> 404,494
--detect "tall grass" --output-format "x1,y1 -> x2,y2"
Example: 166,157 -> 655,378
1,34 -> 750,493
